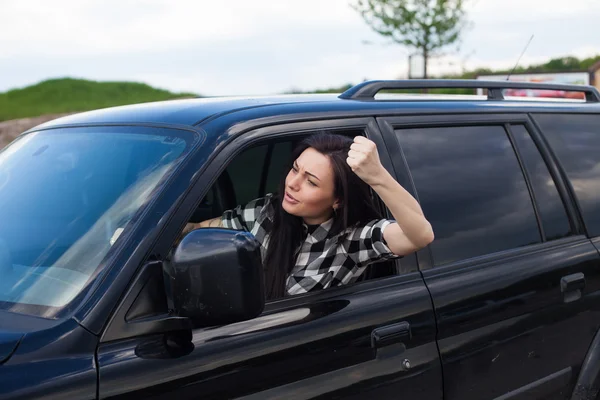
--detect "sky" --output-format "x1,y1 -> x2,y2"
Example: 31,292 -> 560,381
1,0 -> 599,96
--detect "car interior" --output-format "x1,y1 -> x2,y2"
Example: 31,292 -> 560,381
186,133 -> 398,285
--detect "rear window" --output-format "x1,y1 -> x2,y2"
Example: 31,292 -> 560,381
509,124 -> 572,240
395,125 -> 541,265
534,114 -> 600,237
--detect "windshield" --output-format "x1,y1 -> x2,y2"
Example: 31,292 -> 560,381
0,126 -> 193,316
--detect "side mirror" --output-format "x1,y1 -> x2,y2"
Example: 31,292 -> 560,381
163,228 -> 265,326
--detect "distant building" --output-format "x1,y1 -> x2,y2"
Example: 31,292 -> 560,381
476,68 -> 600,99
590,61 -> 600,90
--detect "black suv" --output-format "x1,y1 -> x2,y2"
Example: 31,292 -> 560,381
1,80 -> 600,400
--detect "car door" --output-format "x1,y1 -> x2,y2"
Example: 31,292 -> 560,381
96,117 -> 443,399
378,114 -> 600,400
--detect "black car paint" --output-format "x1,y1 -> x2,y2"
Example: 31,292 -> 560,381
424,237 -> 600,399
0,93 -> 599,399
97,274 -> 441,399
379,112 -> 600,399
0,317 -> 97,399
0,331 -> 22,364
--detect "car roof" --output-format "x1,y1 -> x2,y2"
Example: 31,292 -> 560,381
32,81 -> 600,132
33,94 -> 341,129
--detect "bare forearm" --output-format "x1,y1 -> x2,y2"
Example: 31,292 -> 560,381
346,136 -> 432,252
376,169 -> 425,216
181,217 -> 222,236
201,217 -> 223,228
370,168 -> 434,248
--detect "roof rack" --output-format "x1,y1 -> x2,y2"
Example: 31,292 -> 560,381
339,79 -> 600,103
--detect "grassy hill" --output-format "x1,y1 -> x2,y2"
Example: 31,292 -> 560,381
0,78 -> 198,122
4,54 -> 599,121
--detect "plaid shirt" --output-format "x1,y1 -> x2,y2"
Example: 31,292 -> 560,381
221,194 -> 400,296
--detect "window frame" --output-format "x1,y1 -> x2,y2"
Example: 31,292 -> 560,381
529,112 -> 599,238
377,113 -> 581,271
506,123 -> 574,241
156,116 -> 420,312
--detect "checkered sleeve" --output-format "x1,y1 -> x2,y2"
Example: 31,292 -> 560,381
221,196 -> 270,232
345,219 -> 401,266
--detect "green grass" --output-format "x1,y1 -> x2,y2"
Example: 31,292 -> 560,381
0,78 -> 199,122
6,53 -> 599,121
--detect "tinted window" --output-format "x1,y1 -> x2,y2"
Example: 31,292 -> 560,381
265,141 -> 293,194
534,114 -> 600,237
396,125 -> 541,265
226,142 -> 295,204
510,125 -> 572,240
226,145 -> 268,205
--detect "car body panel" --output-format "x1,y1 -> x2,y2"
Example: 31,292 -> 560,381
0,318 -> 97,400
2,84 -> 600,399
97,275 -> 442,399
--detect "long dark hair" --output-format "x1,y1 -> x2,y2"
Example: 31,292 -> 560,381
263,132 -> 382,300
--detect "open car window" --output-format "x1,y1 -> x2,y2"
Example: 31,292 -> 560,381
182,133 -> 400,297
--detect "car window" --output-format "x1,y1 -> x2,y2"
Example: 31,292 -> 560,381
510,124 -> 572,241
395,125 -> 541,266
225,144 -> 269,206
533,114 -> 600,238
265,141 -> 293,195
183,132 -> 399,297
224,141 -> 295,206
0,127 -> 191,313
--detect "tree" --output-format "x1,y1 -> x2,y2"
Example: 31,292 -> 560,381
543,57 -> 582,72
353,0 -> 468,78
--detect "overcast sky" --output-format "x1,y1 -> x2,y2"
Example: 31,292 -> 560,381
1,0 -> 599,96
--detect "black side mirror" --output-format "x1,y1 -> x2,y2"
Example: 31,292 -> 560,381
163,228 -> 265,326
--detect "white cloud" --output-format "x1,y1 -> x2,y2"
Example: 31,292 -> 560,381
1,0 -> 599,95
1,0 -> 364,57
1,1 -> 258,57
470,0 -> 599,20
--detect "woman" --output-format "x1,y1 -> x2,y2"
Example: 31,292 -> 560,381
187,133 -> 434,300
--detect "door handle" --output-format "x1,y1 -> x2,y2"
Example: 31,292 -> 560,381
561,272 -> 585,303
371,321 -> 411,349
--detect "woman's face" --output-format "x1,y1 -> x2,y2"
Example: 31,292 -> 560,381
282,147 -> 339,225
